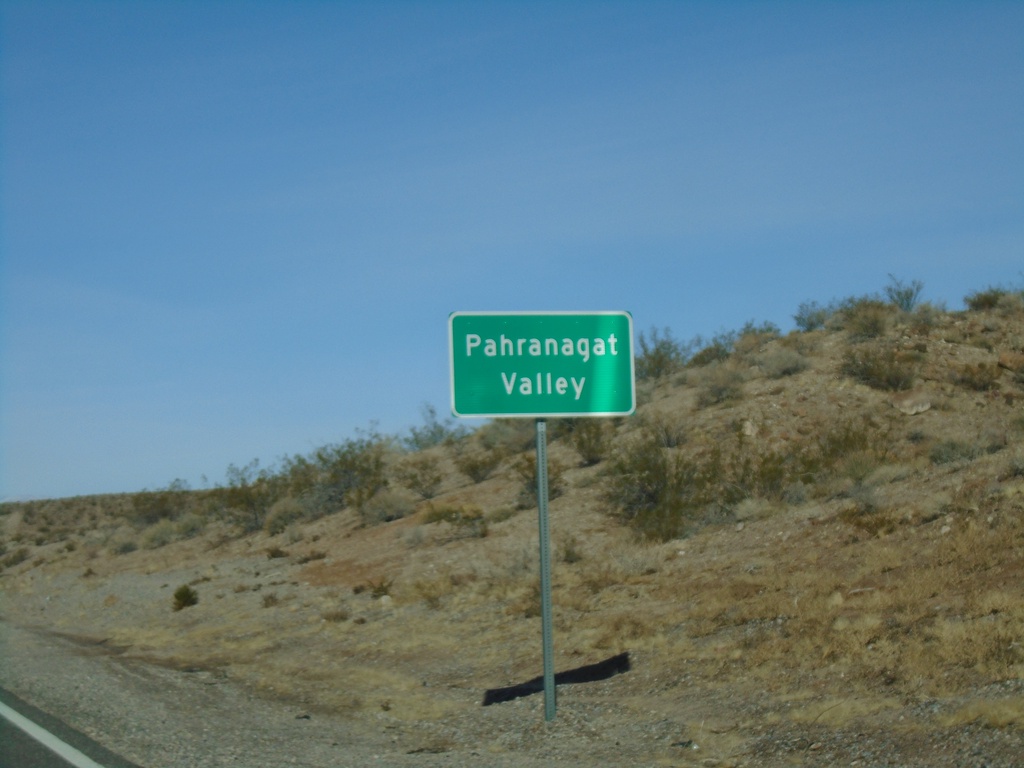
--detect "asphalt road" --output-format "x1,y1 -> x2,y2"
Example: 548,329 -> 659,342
0,687 -> 142,768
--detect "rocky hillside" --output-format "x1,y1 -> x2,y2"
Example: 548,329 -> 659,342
2,286 -> 1023,767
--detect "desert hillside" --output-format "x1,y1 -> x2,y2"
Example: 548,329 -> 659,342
2,284 -> 1023,767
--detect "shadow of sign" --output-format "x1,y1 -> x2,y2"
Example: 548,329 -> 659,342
482,652 -> 631,706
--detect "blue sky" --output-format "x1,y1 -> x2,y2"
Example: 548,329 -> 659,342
2,1 -> 1022,500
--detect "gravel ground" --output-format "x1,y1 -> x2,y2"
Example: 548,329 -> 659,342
4,619 -> 1023,768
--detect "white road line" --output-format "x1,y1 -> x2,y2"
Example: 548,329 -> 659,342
0,700 -> 107,768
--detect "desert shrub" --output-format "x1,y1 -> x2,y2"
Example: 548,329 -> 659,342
840,298 -> 894,340
264,497 -> 305,536
641,413 -> 687,448
141,519 -> 176,549
422,503 -> 488,539
565,419 -> 613,465
394,453 -> 444,499
174,512 -> 206,539
965,288 -> 1006,311
128,479 -> 192,526
840,345 -> 919,390
403,403 -> 467,450
453,444 -> 504,483
930,441 -> 981,465
793,300 -> 835,332
172,584 -> 198,611
359,489 -> 417,526
694,364 -> 746,407
758,347 -> 810,379
478,419 -> 535,453
512,453 -> 566,509
635,326 -> 687,380
360,577 -> 393,599
214,459 -> 281,532
265,545 -> 289,558
884,275 -> 924,313
952,362 -> 1002,391
0,547 -> 30,570
732,321 -> 781,360
687,334 -> 735,368
604,418 -> 890,540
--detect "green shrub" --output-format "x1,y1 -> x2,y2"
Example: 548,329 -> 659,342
394,453 -> 444,499
952,363 -> 1002,391
965,288 -> 1006,311
840,345 -> 919,390
141,519 -> 176,549
421,503 -> 488,539
566,419 -> 613,465
694,364 -> 746,407
359,489 -> 417,526
264,497 -> 305,535
635,326 -> 686,380
403,403 -> 467,450
884,275 -> 924,313
453,445 -> 504,483
172,584 -> 198,611
512,454 -> 565,509
930,441 -> 981,465
841,298 -> 894,340
758,347 -> 810,379
793,300 -> 835,332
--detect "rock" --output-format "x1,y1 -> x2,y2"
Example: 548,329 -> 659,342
890,391 -> 931,415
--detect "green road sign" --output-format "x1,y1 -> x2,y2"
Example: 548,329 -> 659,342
449,311 -> 635,418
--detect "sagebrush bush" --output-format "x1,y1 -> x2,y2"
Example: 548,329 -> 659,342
635,326 -> 686,380
264,497 -> 305,535
758,347 -> 810,379
566,419 -> 613,466
359,489 -> 416,526
512,454 -> 566,509
965,288 -> 1006,311
793,300 -> 834,332
172,584 -> 198,611
394,453 -> 444,498
841,298 -> 894,340
453,445 -> 504,483
421,503 -> 487,539
694,364 -> 746,407
604,419 -> 891,541
952,362 -> 1002,391
884,275 -> 924,313
840,345 -> 919,390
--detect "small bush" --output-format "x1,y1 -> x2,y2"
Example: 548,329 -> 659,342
453,445 -> 504,483
512,453 -> 566,509
141,519 -> 176,549
952,363 -> 1002,391
965,288 -> 1006,311
884,275 -> 924,313
758,347 -> 810,379
840,346 -> 919,391
422,503 -> 488,538
172,584 -> 198,611
566,419 -> 613,465
793,300 -> 834,332
403,403 -> 467,450
394,453 -> 444,499
635,326 -> 686,380
359,489 -> 417,526
265,546 -> 289,558
841,298 -> 894,340
930,441 -> 981,465
694,364 -> 746,407
264,497 -> 305,536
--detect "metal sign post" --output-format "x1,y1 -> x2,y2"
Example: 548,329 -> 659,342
535,418 -> 556,721
448,311 -> 635,722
